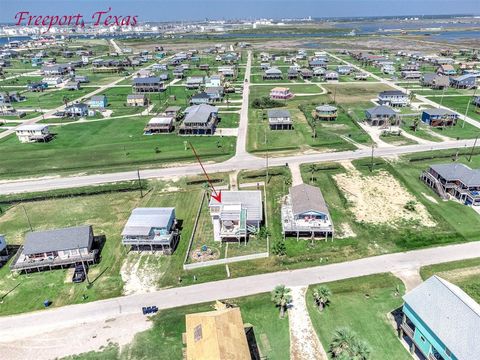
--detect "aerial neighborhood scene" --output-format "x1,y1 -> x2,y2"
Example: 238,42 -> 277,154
1,0 -> 480,359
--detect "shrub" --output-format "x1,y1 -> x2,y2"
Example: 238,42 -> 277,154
251,96 -> 285,109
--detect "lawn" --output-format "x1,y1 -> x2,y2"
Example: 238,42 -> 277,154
247,85 -> 366,153
63,292 -> 290,360
0,117 -> 236,179
218,112 -> 240,128
306,273 -> 411,360
420,258 -> 480,303
0,184 -> 204,315
425,95 -> 480,123
12,87 -> 99,110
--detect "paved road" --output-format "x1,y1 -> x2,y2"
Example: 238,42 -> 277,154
0,138 -> 475,194
235,50 -> 251,157
1,241 -> 479,343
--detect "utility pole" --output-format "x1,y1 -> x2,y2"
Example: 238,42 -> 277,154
137,169 -> 144,198
370,143 -> 375,172
468,133 -> 479,162
462,87 -> 476,129
22,205 -> 33,231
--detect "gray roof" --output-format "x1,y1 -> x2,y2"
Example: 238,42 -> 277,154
122,208 -> 175,236
316,105 -> 337,112
165,106 -> 181,112
379,90 -> 407,97
403,276 -> 480,360
184,104 -> 218,124
127,94 -> 146,99
209,190 -> 263,221
133,77 -> 160,84
366,105 -> 396,117
289,184 -> 329,216
17,124 -> 48,131
23,225 -> 93,255
268,109 -> 290,118
430,163 -> 480,187
423,108 -> 456,116
265,68 -> 282,75
91,95 -> 106,101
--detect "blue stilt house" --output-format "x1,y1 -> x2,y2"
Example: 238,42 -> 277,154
400,275 -> 480,360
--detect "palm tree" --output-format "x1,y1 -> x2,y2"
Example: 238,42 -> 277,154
312,285 -> 332,311
271,285 -> 292,319
283,177 -> 292,194
329,327 -> 371,360
309,163 -> 317,183
329,328 -> 356,358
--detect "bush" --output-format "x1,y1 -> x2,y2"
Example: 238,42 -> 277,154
272,241 -> 287,256
251,96 -> 285,109
404,200 -> 416,212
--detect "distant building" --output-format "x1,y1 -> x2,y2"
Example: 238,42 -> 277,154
315,105 -> 338,121
421,73 -> 450,90
399,275 -> 480,360
144,116 -> 174,134
133,77 -> 164,93
268,109 -> 293,130
270,87 -> 293,100
89,95 -> 108,109
365,106 -> 399,126
324,70 -> 339,81
186,76 -> 204,89
450,74 -> 476,89
127,94 -> 147,107
377,90 -> 409,107
121,208 -> 178,253
190,92 -> 211,105
421,163 -> 480,205
15,124 -> 52,143
436,64 -> 456,76
421,109 -> 458,127
263,67 -> 282,80
42,64 -> 70,76
65,103 -> 89,117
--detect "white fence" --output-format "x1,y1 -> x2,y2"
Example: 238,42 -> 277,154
183,251 -> 269,270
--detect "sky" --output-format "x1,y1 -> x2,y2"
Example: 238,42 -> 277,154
1,0 -> 479,23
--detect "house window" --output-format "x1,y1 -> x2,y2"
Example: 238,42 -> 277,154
420,335 -> 426,342
445,348 -> 451,357
193,325 -> 202,342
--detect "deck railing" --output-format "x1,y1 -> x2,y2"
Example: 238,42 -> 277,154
10,247 -> 98,271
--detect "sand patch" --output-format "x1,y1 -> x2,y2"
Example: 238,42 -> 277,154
289,287 -> 327,360
120,253 -> 163,296
436,266 -> 480,283
422,192 -> 439,204
336,223 -> 357,239
333,168 -> 435,227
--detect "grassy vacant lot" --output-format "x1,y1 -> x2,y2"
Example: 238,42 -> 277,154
425,95 -> 480,122
0,117 -> 236,179
307,273 -> 411,360
63,293 -> 290,360
420,258 -> 480,303
247,84 -> 370,153
0,183 -> 203,315
12,88 -> 99,110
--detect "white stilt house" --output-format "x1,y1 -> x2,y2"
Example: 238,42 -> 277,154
209,191 -> 263,244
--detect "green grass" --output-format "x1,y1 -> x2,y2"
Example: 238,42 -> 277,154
420,258 -> 480,303
379,131 -> 417,146
62,292 -> 290,360
425,95 -> 480,123
0,184 -> 204,315
218,112 -> 240,128
0,117 -> 236,179
12,88 -> 99,110
307,273 -> 411,360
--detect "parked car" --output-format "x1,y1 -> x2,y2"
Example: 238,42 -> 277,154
142,306 -> 159,315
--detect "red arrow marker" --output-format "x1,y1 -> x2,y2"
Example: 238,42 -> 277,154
189,142 -> 222,203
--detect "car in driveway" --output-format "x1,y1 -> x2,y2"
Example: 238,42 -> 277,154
72,264 -> 87,283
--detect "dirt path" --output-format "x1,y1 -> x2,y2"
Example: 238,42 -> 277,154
289,162 -> 304,186
392,268 -> 423,292
289,286 -> 328,360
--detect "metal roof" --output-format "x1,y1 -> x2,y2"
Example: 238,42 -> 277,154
430,163 -> 480,187
289,184 -> 329,216
268,109 -> 290,118
209,191 -> 263,221
16,124 -> 48,131
379,90 -> 407,96
365,105 -> 396,117
122,208 -> 175,236
403,276 -> 480,360
316,105 -> 337,112
148,117 -> 174,125
184,104 -> 218,124
423,108 -> 456,116
133,77 -> 161,84
23,225 -> 93,255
